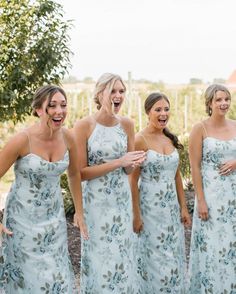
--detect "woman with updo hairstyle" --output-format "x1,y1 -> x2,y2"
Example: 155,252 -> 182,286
0,84 -> 88,293
73,73 -> 146,293
188,84 -> 236,293
130,92 -> 191,293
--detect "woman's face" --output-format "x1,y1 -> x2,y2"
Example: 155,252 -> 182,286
38,92 -> 67,130
148,98 -> 170,130
210,90 -> 231,116
100,79 -> 125,114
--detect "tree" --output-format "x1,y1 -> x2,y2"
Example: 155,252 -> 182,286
0,0 -> 72,122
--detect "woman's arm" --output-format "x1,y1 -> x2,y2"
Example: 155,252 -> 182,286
129,134 -> 146,233
72,118 -> 145,181
120,117 -> 146,174
189,123 -> 209,220
175,168 -> 191,226
0,132 -> 28,236
65,129 -> 89,240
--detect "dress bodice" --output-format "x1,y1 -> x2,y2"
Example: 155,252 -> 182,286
202,137 -> 236,172
87,123 -> 127,166
7,151 -> 69,223
140,149 -> 179,183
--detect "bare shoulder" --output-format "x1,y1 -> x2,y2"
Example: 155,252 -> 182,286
228,119 -> 236,128
73,116 -> 96,138
74,116 -> 94,130
2,131 -> 29,156
62,128 -> 75,148
190,121 -> 205,137
119,116 -> 134,131
135,132 -> 147,151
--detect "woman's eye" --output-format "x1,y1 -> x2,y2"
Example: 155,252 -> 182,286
48,104 -> 56,108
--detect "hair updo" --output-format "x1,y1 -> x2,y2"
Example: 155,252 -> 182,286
31,85 -> 67,117
204,84 -> 231,116
94,73 -> 126,110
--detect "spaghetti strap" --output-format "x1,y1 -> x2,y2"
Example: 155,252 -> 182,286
140,133 -> 149,150
23,130 -> 31,153
61,128 -> 69,150
200,122 -> 208,137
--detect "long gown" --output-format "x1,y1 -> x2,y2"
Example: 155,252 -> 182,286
80,122 -> 135,294
188,137 -> 236,293
134,149 -> 186,294
0,151 -> 77,293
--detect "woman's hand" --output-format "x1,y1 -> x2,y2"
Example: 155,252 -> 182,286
119,151 -> 146,168
0,223 -> 13,236
73,214 -> 89,240
197,198 -> 209,221
219,160 -> 236,176
180,207 -> 192,226
133,214 -> 144,234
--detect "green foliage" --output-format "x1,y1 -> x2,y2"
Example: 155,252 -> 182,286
0,0 -> 72,122
179,137 -> 193,191
61,173 -> 75,216
189,78 -> 203,85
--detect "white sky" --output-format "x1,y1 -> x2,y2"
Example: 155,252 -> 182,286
56,0 -> 236,84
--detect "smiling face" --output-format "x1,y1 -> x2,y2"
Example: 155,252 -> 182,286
148,98 -> 170,130
110,80 -> 125,113
210,90 -> 231,116
37,92 -> 67,130
99,79 -> 126,114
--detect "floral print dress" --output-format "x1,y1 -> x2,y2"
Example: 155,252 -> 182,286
0,151 -> 77,293
80,122 -> 135,294
134,149 -> 186,294
188,137 -> 236,293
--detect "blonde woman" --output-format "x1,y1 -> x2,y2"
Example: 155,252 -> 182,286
0,85 -> 88,293
188,84 -> 236,293
73,73 -> 145,293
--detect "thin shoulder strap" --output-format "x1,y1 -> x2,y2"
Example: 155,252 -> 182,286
23,130 -> 31,153
140,133 -> 149,150
61,128 -> 69,150
201,121 -> 208,137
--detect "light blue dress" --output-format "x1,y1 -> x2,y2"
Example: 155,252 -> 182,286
188,137 -> 236,293
80,122 -> 134,294
0,151 -> 77,293
135,149 -> 186,294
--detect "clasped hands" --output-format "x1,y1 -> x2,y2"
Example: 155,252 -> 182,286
119,151 -> 146,168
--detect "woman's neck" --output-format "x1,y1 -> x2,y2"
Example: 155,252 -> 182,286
207,115 -> 227,127
94,109 -> 118,126
145,123 -> 164,136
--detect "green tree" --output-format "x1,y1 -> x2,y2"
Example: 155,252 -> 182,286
0,0 -> 72,122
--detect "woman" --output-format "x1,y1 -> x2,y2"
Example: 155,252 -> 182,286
130,92 -> 191,294
0,85 -> 88,293
73,73 -> 145,293
188,84 -> 236,293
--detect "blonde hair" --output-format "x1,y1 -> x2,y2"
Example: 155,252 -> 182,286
94,73 -> 126,110
32,85 -> 67,117
204,84 -> 231,116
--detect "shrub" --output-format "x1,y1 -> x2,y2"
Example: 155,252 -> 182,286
61,173 -> 75,216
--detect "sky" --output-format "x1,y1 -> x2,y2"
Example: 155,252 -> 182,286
56,0 -> 236,84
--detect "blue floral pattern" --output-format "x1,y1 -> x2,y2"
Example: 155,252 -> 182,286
189,137 -> 236,293
80,123 -> 135,293
134,150 -> 186,294
0,152 -> 77,293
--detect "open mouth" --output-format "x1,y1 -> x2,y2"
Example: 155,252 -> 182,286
52,117 -> 63,123
158,119 -> 167,124
113,102 -> 121,108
